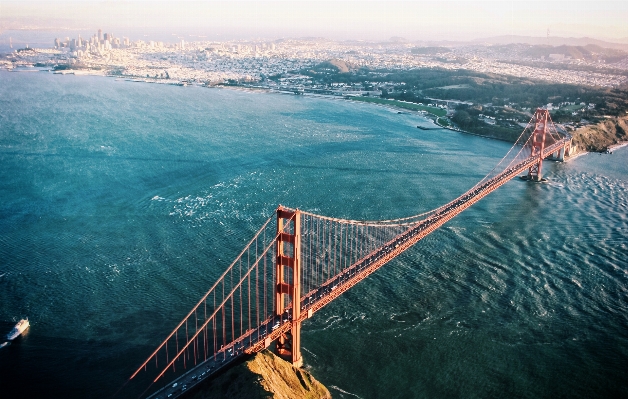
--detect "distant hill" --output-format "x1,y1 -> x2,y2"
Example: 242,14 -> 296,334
473,35 -> 628,51
311,59 -> 355,73
388,36 -> 408,43
519,44 -> 627,62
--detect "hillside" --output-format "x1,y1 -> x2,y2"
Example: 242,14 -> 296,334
310,59 -> 354,74
521,44 -> 627,62
571,115 -> 628,152
189,350 -> 331,399
473,35 -> 628,51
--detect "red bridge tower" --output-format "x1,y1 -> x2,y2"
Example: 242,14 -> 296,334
526,108 -> 550,181
274,206 -> 303,366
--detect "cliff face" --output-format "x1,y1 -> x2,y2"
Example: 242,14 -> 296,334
571,116 -> 628,152
189,350 -> 331,399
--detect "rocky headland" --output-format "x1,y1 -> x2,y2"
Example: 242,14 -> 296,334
188,350 -> 331,399
570,115 -> 628,153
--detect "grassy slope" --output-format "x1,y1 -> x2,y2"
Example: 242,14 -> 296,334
350,94 -> 628,152
349,96 -> 448,117
453,115 -> 628,152
189,350 -> 331,399
453,121 -> 523,142
571,115 -> 628,152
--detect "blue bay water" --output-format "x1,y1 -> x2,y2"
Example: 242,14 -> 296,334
0,71 -> 626,398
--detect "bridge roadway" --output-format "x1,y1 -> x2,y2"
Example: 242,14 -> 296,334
147,138 -> 568,399
146,275 -> 362,398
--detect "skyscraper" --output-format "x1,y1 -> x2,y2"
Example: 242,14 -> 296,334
98,29 -> 102,42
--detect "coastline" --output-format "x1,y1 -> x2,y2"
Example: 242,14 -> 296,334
216,84 -> 628,157
3,65 -> 627,399
222,83 -> 452,127
2,68 -> 611,155
564,150 -> 588,162
229,86 -> 528,142
213,84 -> 597,163
608,141 -> 628,152
0,69 -> 539,141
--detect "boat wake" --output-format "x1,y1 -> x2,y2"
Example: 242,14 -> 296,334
330,385 -> 364,399
6,319 -> 29,341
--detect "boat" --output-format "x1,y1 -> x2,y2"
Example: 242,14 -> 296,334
6,319 -> 29,341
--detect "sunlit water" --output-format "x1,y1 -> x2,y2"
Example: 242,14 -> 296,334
0,71 -> 626,398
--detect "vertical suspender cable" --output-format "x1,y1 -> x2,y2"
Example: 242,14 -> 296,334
263,227 -> 267,321
175,330 -> 178,372
338,223 -> 343,274
240,257 -> 243,338
256,237 -> 259,335
336,221 -> 338,276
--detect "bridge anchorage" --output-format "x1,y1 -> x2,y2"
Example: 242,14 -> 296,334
129,107 -> 572,399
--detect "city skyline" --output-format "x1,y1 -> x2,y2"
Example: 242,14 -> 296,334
2,0 -> 628,43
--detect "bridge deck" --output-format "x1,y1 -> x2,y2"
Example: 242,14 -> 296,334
147,138 -> 569,399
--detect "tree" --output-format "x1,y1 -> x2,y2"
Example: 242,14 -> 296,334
452,110 -> 473,129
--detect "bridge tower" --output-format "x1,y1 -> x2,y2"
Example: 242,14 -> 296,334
550,139 -> 572,162
274,206 -> 303,367
526,108 -> 550,181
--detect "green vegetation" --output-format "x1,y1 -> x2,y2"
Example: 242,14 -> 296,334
299,64 -> 628,119
451,109 -> 522,142
349,96 -> 447,116
293,58 -> 628,147
320,59 -> 352,73
399,70 -> 626,120
559,104 -> 585,112
437,117 -> 450,127
303,59 -> 355,75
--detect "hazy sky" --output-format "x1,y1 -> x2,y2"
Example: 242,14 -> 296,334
2,1 -> 628,42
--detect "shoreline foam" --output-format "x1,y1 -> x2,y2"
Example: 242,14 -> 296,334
608,141 -> 628,152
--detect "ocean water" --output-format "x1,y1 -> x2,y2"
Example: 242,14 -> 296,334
0,70 -> 626,398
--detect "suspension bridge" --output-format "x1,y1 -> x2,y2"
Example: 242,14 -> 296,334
129,108 -> 573,398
